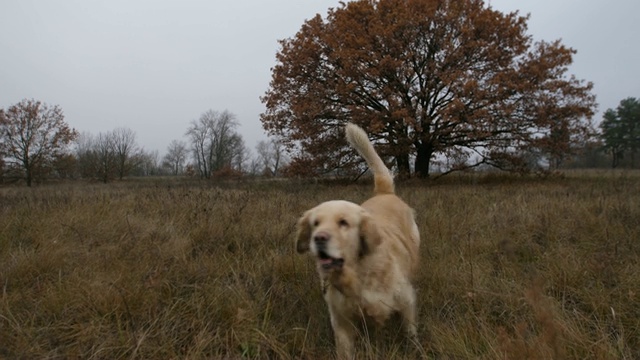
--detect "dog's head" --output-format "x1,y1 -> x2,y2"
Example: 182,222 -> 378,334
295,200 -> 381,271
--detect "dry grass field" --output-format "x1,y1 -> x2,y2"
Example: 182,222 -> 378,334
1,171 -> 639,359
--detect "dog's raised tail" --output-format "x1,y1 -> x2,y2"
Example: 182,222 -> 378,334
345,123 -> 394,195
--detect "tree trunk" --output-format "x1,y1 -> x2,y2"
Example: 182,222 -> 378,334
612,149 -> 620,168
395,154 -> 411,179
24,158 -> 33,187
118,159 -> 125,180
26,169 -> 33,187
415,143 -> 433,178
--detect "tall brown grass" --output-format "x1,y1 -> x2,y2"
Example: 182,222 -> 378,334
0,171 -> 638,359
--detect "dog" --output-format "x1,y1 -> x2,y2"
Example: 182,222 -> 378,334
295,123 -> 420,359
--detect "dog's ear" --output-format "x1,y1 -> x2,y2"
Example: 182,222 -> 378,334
359,212 -> 381,257
295,210 -> 312,253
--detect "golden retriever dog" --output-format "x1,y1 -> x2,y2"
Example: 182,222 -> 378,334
296,123 -> 420,359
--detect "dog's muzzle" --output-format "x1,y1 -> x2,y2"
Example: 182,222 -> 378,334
314,232 -> 344,270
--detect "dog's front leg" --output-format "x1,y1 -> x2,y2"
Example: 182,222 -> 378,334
330,313 -> 356,360
401,286 -> 418,338
326,266 -> 360,359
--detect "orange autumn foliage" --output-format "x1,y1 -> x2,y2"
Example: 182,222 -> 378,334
261,0 -> 596,177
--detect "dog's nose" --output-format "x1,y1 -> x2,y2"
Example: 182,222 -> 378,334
314,232 -> 330,244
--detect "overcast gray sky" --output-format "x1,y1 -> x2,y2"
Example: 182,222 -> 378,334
1,1 -> 638,157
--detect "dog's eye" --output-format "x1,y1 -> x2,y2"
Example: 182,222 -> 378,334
313,220 -> 319,227
338,219 -> 349,227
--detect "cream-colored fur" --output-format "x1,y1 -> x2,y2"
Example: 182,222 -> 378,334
296,123 -> 420,359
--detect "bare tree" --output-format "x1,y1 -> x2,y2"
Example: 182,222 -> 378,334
74,131 -> 121,182
186,113 -> 212,178
0,99 -> 77,186
185,110 -> 245,178
132,149 -> 160,176
227,133 -> 248,173
209,111 -> 241,172
111,127 -> 139,180
94,132 -> 117,183
163,140 -> 188,175
256,138 -> 288,176
74,132 -> 96,179
247,157 -> 262,176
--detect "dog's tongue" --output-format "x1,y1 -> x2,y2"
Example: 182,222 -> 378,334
319,257 -> 344,270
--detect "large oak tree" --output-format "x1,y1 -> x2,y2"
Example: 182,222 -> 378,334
0,99 -> 77,186
261,0 -> 596,177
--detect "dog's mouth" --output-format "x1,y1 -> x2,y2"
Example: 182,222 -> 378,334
317,250 -> 344,270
